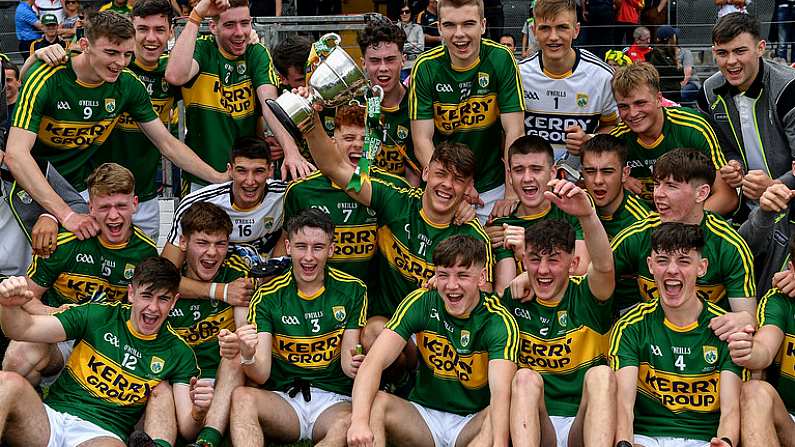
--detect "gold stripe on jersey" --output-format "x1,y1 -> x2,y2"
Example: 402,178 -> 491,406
173,306 -> 235,346
248,271 -> 292,323
132,227 -> 157,250
610,214 -> 661,250
36,116 -> 120,149
181,74 -> 257,119
327,268 -> 368,327
64,340 -> 160,406
225,254 -> 250,274
433,94 -> 499,134
15,64 -> 67,129
665,109 -> 726,167
704,214 -> 755,298
625,195 -> 651,220
333,224 -> 377,261
637,362 -> 721,413
483,294 -> 519,361
609,300 -> 658,370
53,272 -> 128,303
408,46 -> 446,119
757,287 -> 778,325
272,329 -> 344,368
517,326 -> 607,373
386,288 -> 426,331
377,226 -> 436,284
416,330 -> 489,389
483,40 -> 525,110
115,97 -> 173,130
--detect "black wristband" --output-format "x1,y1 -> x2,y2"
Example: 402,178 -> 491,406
721,437 -> 733,447
616,441 -> 632,447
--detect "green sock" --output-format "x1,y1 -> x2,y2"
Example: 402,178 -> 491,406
196,427 -> 223,447
153,440 -> 172,447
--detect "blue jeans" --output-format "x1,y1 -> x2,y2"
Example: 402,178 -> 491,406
775,4 -> 795,61
680,81 -> 700,104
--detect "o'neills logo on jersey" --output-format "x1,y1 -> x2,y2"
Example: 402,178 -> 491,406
637,363 -> 720,412
272,329 -> 344,368
332,225 -> 377,262
375,145 -> 406,174
39,117 -> 118,148
638,276 -> 726,304
417,331 -> 488,389
53,273 -> 127,304
433,95 -> 498,134
378,227 -> 435,284
173,307 -> 234,346
66,341 -> 159,406
517,326 -> 607,372
184,74 -> 256,119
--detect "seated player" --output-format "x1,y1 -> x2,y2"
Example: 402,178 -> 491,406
504,179 -> 616,447
0,257 -> 208,446
489,135 -> 590,292
225,209 -> 367,446
610,223 -> 744,447
580,134 -> 651,240
2,163 -> 157,386
727,239 -> 795,446
347,235 -> 517,447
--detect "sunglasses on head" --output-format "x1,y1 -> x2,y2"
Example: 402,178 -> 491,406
400,9 -> 410,13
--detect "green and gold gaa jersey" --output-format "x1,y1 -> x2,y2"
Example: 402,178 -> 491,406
385,288 -> 519,415
597,191 -> 652,241
27,228 -> 158,307
249,267 -> 367,395
47,302 -> 199,441
13,59 -> 158,191
609,107 -> 727,203
757,288 -> 795,415
367,178 -> 493,317
501,277 -> 613,417
97,56 -> 178,202
609,299 -> 746,441
99,2 -> 133,15
284,168 -> 409,281
409,40 -> 525,193
378,93 -> 418,177
168,255 -> 248,378
611,212 -> 755,311
181,37 -> 279,186
492,204 -> 584,267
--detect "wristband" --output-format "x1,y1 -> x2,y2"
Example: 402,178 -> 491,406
240,354 -> 255,365
222,283 -> 229,303
721,437 -> 733,447
62,211 -> 75,225
209,282 -> 218,305
188,10 -> 202,25
41,213 -> 58,224
616,441 -> 632,447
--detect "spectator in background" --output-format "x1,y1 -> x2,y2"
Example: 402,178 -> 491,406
678,36 -> 701,103
35,0 -> 63,23
397,2 -> 424,79
29,14 -> 67,55
605,48 -> 633,68
624,26 -> 651,61
272,34 -> 312,90
717,0 -> 748,17
772,0 -> 793,61
15,0 -> 43,60
648,25 -> 684,102
498,32 -> 516,54
484,0 -> 504,41
586,0 -> 616,58
58,0 -> 82,40
615,0 -> 643,46
640,0 -> 667,37
520,14 -> 538,57
416,0 -> 441,48
3,62 -> 19,135
99,0 -> 132,15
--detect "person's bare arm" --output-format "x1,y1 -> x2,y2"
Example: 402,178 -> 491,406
705,174 -> 739,216
239,329 -> 272,385
255,84 -> 314,180
0,277 -> 67,342
728,324 -> 784,371
494,258 -> 518,295
614,366 -> 638,443
715,370 -> 741,446
341,328 -> 364,379
410,119 -> 435,169
163,0 -> 220,85
500,112 -> 524,201
19,278 -> 58,315
487,359 -> 517,447
161,242 -> 186,268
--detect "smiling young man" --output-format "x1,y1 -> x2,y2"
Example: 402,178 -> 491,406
0,257 -> 206,447
698,13 -> 795,223
347,235 -> 517,447
2,163 -> 158,386
409,0 -> 525,222
610,223 -> 744,447
165,0 -> 312,190
609,63 -> 738,216
5,11 -> 227,241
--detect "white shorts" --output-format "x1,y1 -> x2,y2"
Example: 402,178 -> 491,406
273,387 -> 350,441
410,402 -> 477,447
39,340 -> 75,388
44,404 -> 121,447
549,415 -> 575,447
476,183 -> 505,225
132,197 -> 160,240
634,435 -> 710,447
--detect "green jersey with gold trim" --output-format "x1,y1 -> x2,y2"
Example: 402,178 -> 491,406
492,204 -> 583,265
610,212 -> 755,311
284,168 -> 409,281
378,92 -> 418,177
367,178 -> 493,317
181,37 -> 279,186
97,55 -> 178,201
757,288 -> 795,415
409,40 -> 525,192
27,228 -> 158,307
609,299 -> 746,441
609,107 -> 727,203
501,277 -> 612,417
597,191 -> 652,241
249,267 -> 367,395
47,302 -> 199,441
168,255 -> 248,378
13,59 -> 158,191
385,288 -> 519,415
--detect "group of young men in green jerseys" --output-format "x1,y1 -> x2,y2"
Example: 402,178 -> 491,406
0,0 -> 793,442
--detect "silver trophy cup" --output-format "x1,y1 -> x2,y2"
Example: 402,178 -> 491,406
266,37 -> 370,141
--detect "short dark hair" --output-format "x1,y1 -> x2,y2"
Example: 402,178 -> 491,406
498,33 -> 516,46
357,21 -> 406,54
213,0 -> 248,20
432,235 -> 487,269
132,257 -> 181,294
712,12 -> 761,45
271,35 -> 312,78
429,141 -> 477,180
131,0 -> 173,21
285,208 -> 335,242
651,222 -> 704,255
581,134 -> 628,166
231,136 -> 271,163
85,11 -> 134,44
507,135 -> 554,166
4,61 -> 19,80
652,148 -> 715,187
180,202 -> 233,239
524,219 -> 575,255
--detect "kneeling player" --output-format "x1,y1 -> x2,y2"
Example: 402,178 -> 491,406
610,223 -> 744,447
504,179 -> 616,447
226,209 -> 367,446
347,235 -> 518,447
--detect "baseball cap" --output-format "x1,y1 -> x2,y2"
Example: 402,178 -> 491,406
41,14 -> 58,25
656,25 -> 680,41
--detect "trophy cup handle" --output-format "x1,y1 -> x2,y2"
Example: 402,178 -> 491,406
318,33 -> 342,49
